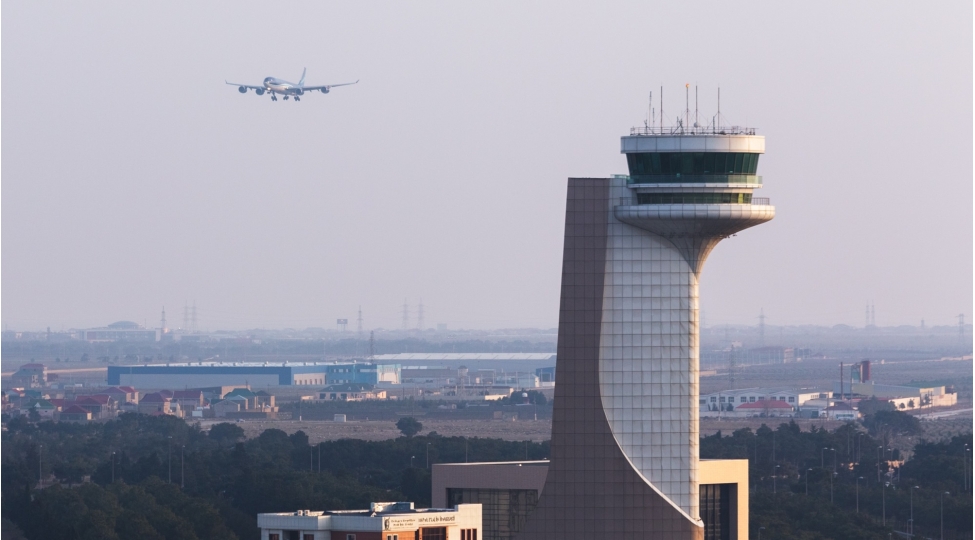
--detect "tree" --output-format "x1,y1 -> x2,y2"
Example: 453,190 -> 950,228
208,423 -> 244,448
396,417 -> 422,437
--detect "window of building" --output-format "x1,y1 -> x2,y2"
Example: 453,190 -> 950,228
636,192 -> 753,205
346,535 -> 356,540
461,530 -> 478,540
270,535 -> 280,540
627,152 -> 760,176
419,527 -> 445,540
387,535 -> 399,540
749,397 -> 756,402
710,397 -> 717,402
757,396 -> 765,401
447,488 -> 537,540
304,535 -> 315,540
700,483 -> 732,540
740,397 -> 747,403
719,397 -> 726,403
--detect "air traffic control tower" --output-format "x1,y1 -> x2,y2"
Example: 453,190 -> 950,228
518,116 -> 773,539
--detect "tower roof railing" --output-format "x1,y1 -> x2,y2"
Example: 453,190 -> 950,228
628,125 -> 757,136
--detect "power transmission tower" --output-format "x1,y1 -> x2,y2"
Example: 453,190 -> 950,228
357,306 -> 363,336
368,330 -> 375,358
758,309 -> 766,347
191,301 -> 197,333
183,303 -> 189,332
160,306 -> 167,334
960,314 -> 966,344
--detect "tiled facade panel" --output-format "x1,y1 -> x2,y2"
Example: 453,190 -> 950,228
517,179 -> 702,540
599,179 -> 700,517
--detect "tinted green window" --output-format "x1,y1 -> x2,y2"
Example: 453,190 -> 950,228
636,193 -> 752,204
626,152 -> 760,176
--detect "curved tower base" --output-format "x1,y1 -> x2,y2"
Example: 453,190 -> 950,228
518,176 -> 772,540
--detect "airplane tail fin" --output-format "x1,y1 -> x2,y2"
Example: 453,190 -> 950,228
298,67 -> 307,86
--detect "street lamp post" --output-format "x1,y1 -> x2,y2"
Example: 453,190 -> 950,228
856,432 -> 865,464
822,447 -> 828,469
806,468 -> 813,495
410,455 -> 415,468
909,485 -> 919,535
318,443 -> 322,473
181,446 -> 185,489
883,481 -> 889,525
38,444 -> 43,485
856,476 -> 863,513
758,526 -> 765,540
830,472 -> 836,504
773,465 -> 780,494
877,445 -> 883,482
941,491 -> 950,540
111,451 -> 116,484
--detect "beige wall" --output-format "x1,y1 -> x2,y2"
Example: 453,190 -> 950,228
700,459 -> 749,540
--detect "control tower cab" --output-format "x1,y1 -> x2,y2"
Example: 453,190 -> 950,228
616,126 -> 774,272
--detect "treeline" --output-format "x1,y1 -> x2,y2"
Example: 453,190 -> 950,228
2,410 -> 970,539
700,420 -> 972,539
1,413 -> 548,540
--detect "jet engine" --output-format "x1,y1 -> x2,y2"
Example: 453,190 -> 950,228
294,88 -> 304,96
320,87 -> 330,94
238,86 -> 247,93
255,88 -> 265,95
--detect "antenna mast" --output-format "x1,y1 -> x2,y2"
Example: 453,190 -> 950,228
660,86 -> 663,131
717,87 -> 721,129
684,84 -> 689,132
694,85 -> 699,128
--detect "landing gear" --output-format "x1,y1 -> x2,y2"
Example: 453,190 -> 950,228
294,96 -> 300,102
283,95 -> 289,100
270,94 -> 278,101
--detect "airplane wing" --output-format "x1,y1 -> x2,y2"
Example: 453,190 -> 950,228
225,80 -> 265,90
301,80 -> 359,91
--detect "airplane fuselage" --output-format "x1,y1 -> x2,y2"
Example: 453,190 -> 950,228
263,77 -> 302,95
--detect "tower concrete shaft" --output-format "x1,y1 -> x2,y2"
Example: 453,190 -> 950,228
520,127 -> 773,539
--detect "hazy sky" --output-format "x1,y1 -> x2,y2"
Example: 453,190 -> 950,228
3,2 -> 972,331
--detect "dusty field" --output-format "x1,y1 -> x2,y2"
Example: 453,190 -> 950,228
197,412 -> 971,446
198,418 -> 556,442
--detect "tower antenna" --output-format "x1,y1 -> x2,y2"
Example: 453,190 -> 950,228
648,91 -> 652,130
694,85 -> 699,128
717,87 -> 721,129
357,306 -> 363,336
684,83 -> 689,132
161,306 -> 167,335
660,86 -> 663,131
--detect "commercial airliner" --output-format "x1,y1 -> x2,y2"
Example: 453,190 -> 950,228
226,68 -> 358,101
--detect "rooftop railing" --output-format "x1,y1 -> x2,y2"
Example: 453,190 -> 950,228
617,196 -> 771,206
628,125 -> 757,136
627,174 -> 762,185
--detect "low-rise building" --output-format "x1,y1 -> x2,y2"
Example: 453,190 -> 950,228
11,363 -> 48,388
432,460 -> 748,540
258,502 -> 482,540
60,405 -> 93,423
701,387 -> 828,412
317,384 -> 388,402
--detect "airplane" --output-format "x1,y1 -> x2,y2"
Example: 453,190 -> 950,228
226,68 -> 358,102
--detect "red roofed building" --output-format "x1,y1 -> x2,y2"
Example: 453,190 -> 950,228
138,392 -> 173,415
